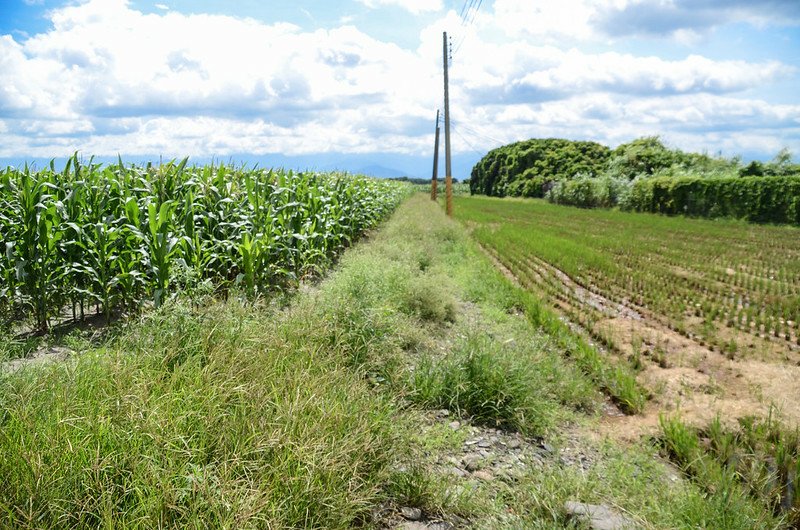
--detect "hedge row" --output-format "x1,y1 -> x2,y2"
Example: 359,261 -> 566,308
624,176 -> 800,224
546,177 -> 628,209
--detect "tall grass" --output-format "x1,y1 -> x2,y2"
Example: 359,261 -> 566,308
409,333 -> 566,435
660,414 -> 799,526
0,297 -> 399,528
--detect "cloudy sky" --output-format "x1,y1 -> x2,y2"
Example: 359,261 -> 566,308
1,0 -> 798,177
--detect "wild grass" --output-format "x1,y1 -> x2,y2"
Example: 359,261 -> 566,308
409,332 -> 564,436
497,437 -> 785,529
0,295 -> 399,528
660,414 -> 799,526
1,192 -> 788,528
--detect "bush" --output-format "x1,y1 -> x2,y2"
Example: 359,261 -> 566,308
622,175 -> 800,224
469,138 -> 610,197
546,176 -> 629,209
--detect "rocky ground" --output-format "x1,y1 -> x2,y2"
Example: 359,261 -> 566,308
375,407 -> 644,529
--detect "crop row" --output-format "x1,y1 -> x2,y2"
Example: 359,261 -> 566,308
454,196 -> 800,357
0,157 -> 407,332
661,414 -> 799,524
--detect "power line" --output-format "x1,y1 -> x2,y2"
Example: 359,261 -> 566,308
452,120 -> 502,145
450,118 -> 505,146
457,0 -> 473,21
451,124 -> 485,156
458,0 -> 478,24
452,35 -> 466,56
451,0 -> 482,58
466,0 -> 483,26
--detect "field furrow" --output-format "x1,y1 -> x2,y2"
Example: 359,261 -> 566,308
455,196 -> 800,435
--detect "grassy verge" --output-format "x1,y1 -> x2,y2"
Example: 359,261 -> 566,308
0,297 -> 397,528
0,193 -> 787,528
660,414 -> 799,526
514,285 -> 646,414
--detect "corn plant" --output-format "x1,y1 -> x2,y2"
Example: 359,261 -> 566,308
145,200 -> 179,308
9,169 -> 66,332
0,160 -> 409,330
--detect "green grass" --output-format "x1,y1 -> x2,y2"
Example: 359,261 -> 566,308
0,193 -> 789,528
518,286 -> 646,414
659,414 -> 800,526
0,296 -> 398,528
453,195 -> 800,358
496,437 -> 784,529
409,332 -> 573,436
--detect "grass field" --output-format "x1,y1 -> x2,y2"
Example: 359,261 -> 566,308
455,196 -> 800,357
3,193 -> 791,528
453,195 -> 800,523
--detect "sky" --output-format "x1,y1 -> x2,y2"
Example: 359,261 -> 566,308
1,0 -> 799,177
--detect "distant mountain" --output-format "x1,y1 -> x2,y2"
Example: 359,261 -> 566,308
354,164 -> 406,178
0,152 -> 482,180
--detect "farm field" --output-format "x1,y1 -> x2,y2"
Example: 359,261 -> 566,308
0,159 -> 406,338
4,192 -> 789,528
454,196 -> 800,434
4,0 -> 799,525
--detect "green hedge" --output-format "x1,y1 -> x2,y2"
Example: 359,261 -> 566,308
624,176 -> 800,224
546,176 -> 629,209
469,138 -> 610,197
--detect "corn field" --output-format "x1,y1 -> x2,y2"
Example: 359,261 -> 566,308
0,156 -> 407,332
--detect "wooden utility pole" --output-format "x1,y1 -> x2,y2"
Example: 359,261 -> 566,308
431,109 -> 440,201
442,31 -> 453,216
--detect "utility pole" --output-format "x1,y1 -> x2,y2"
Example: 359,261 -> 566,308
431,109 -> 440,201
443,31 -> 453,216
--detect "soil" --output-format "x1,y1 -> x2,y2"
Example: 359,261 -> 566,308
1,345 -> 72,374
480,244 -> 800,441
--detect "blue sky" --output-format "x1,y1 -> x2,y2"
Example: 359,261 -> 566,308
1,0 -> 798,177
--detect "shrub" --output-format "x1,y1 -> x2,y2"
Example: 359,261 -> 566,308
546,176 -> 629,209
622,175 -> 800,224
469,139 -> 610,197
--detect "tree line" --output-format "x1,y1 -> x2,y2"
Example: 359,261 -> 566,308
468,137 -> 800,224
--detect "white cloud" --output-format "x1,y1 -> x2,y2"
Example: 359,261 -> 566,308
491,0 -> 605,41
453,93 -> 800,157
472,49 -> 792,100
357,0 -> 443,15
0,0 -> 440,156
0,0 -> 797,163
486,0 -> 800,43
593,0 -> 800,38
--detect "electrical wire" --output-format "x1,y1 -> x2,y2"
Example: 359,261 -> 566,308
451,0 -> 480,59
451,125 -> 485,155
465,0 -> 483,26
457,0 -> 473,21
450,118 -> 505,146
459,0 -> 478,24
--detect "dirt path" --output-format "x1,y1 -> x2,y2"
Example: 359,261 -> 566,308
1,346 -> 73,374
480,244 -> 800,440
